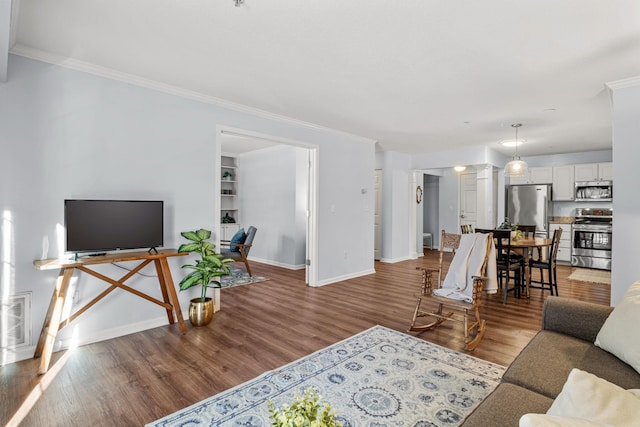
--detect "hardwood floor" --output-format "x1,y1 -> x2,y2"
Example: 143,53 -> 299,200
0,251 -> 610,427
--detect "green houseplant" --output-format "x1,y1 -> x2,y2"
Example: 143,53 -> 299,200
268,387 -> 342,427
178,228 -> 232,326
497,217 -> 523,240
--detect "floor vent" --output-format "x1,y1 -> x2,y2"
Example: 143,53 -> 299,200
1,292 -> 32,348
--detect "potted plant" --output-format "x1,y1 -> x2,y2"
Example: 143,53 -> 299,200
497,217 -> 523,240
268,387 -> 342,427
178,228 -> 232,326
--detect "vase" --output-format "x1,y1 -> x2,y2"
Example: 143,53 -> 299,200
188,297 -> 214,326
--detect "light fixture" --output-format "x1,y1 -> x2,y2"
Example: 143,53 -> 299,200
234,0 -> 244,6
454,166 -> 467,172
504,123 -> 528,177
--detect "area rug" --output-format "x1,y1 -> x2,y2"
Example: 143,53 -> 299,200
568,268 -> 611,285
147,325 -> 505,427
220,267 -> 269,288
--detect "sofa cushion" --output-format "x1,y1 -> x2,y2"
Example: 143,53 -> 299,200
461,383 -> 553,427
545,368 -> 640,426
229,228 -> 246,252
502,330 -> 640,399
595,280 -> 640,374
520,414 -> 606,427
541,297 -> 613,342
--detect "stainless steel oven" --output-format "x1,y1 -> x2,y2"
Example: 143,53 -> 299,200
571,208 -> 612,270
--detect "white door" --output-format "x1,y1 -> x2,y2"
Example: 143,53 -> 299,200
459,173 -> 477,231
374,169 -> 382,260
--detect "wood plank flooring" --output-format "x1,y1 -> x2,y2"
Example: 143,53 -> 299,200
0,251 -> 610,427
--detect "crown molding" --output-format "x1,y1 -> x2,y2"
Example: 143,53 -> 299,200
606,75 -> 640,91
9,44 -> 376,145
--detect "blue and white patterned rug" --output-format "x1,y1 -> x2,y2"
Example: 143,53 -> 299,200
220,267 -> 269,288
147,326 -> 505,427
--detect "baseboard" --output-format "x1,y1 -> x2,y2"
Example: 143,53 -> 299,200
0,345 -> 35,366
1,315 -> 176,365
313,268 -> 376,287
248,257 -> 306,270
378,255 -> 413,263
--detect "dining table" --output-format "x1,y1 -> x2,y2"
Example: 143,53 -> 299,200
510,236 -> 553,299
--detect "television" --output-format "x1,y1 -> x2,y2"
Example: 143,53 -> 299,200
65,199 -> 164,254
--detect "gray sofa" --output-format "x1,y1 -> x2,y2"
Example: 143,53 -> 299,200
462,296 -> 640,426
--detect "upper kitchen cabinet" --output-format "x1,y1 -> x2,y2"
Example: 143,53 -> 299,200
508,166 -> 553,185
574,162 -> 612,182
552,165 -> 575,201
598,163 -> 613,180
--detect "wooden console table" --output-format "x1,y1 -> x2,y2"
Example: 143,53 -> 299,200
33,249 -> 188,374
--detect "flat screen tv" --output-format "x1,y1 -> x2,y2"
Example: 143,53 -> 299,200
65,199 -> 164,254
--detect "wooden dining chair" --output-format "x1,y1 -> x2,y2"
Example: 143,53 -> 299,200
476,228 -> 523,303
529,228 -> 562,296
409,230 -> 492,351
515,224 -> 537,260
516,224 -> 536,237
461,224 -> 474,234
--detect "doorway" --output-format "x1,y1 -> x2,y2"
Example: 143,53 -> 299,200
423,174 -> 439,250
215,126 -> 319,286
459,172 -> 478,232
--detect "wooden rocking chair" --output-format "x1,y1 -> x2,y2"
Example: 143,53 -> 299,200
408,230 -> 495,351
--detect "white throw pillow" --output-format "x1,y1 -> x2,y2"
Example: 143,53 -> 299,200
546,369 -> 640,426
595,280 -> 640,374
519,414 -> 607,427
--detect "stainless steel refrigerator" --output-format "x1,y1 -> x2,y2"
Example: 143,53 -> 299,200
505,184 -> 552,237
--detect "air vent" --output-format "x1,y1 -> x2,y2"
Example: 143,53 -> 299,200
1,292 -> 32,348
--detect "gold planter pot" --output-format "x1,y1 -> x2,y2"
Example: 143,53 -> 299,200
188,297 -> 214,326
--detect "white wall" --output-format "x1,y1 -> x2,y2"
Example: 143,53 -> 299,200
380,151 -> 411,262
0,55 -> 375,363
0,0 -> 10,81
521,150 -> 612,168
610,81 -> 640,305
239,145 -> 307,269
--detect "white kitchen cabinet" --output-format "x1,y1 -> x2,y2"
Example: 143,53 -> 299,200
529,167 -> 553,184
508,166 -> 553,185
574,162 -> 612,181
508,174 -> 529,185
598,162 -> 613,180
549,223 -> 572,263
552,165 -> 575,201
574,163 -> 598,181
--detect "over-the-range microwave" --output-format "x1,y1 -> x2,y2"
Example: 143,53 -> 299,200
575,181 -> 612,201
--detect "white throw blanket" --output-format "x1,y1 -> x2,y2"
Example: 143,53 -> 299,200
433,233 -> 498,303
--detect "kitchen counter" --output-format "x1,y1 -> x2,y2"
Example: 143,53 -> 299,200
550,216 -> 574,224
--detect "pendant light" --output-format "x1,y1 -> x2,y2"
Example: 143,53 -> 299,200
504,123 -> 528,177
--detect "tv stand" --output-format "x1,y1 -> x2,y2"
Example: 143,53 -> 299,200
33,249 -> 188,375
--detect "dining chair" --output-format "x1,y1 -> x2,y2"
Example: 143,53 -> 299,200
516,224 -> 536,237
515,224 -> 537,260
460,224 -> 474,234
476,228 -> 523,303
529,228 -> 562,296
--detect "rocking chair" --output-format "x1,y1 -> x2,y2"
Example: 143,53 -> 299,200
408,230 -> 497,351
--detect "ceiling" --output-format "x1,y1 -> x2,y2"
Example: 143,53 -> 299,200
7,0 -> 640,157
